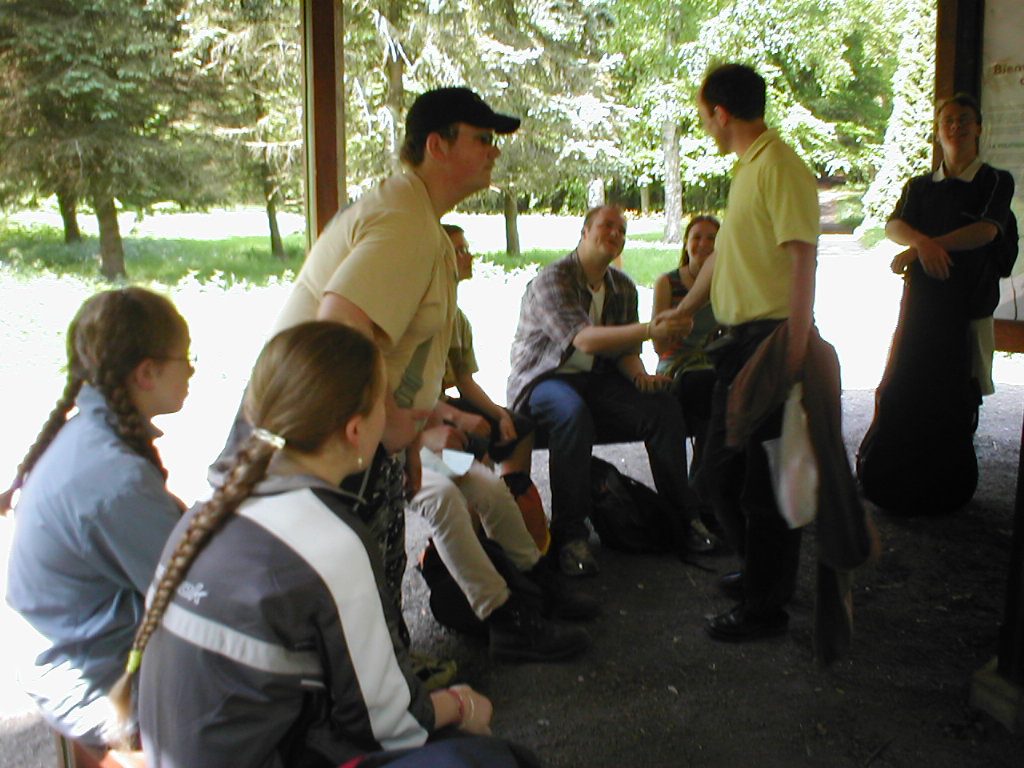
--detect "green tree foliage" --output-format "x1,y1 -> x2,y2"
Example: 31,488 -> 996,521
0,0 -> 197,278
860,0 -> 935,231
341,0 -> 632,254
181,0 -> 304,259
608,0 -> 727,241
0,0 -> 933,264
609,0 -> 903,241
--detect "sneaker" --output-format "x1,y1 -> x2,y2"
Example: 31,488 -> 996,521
486,594 -> 591,662
558,538 -> 599,577
525,561 -> 601,620
409,651 -> 458,691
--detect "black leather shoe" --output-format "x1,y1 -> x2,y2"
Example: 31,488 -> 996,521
705,605 -> 788,642
718,571 -> 744,600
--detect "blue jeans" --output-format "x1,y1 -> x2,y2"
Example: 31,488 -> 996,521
527,372 -> 692,548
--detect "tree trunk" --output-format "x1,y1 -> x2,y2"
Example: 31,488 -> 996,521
640,184 -> 651,217
94,196 -> 126,279
384,0 -> 405,170
261,155 -> 286,260
549,189 -> 567,214
663,119 -> 682,243
57,189 -> 82,244
503,190 -> 521,257
587,178 -> 605,208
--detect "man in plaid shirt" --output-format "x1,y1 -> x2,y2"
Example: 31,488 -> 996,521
507,206 -> 718,577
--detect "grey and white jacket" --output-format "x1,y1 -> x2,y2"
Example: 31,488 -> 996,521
138,473 -> 433,768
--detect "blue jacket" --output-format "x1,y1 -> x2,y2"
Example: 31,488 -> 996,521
6,385 -> 180,748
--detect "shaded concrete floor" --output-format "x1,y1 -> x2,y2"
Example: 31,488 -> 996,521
401,387 -> 1024,768
3,388 -> 1024,767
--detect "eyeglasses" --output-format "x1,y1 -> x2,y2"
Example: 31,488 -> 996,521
156,353 -> 198,366
457,129 -> 499,148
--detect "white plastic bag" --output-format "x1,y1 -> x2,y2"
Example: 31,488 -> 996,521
762,383 -> 819,529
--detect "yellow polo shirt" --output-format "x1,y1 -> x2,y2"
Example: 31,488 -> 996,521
711,129 -> 820,326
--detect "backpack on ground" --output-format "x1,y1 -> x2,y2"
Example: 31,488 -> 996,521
589,457 -> 673,554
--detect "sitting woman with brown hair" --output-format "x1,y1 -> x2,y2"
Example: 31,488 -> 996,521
652,215 -> 721,480
116,321 -> 538,768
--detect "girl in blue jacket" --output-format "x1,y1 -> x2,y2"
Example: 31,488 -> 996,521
4,287 -> 192,765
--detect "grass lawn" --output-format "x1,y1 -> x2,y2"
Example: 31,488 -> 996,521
0,208 -> 680,288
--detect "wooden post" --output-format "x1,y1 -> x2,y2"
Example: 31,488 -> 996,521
936,0 -> 1024,731
301,0 -> 340,245
997,411 -> 1024,686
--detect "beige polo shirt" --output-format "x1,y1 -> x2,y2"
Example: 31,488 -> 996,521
274,171 -> 457,413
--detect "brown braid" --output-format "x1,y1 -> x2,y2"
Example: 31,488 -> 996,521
111,320 -> 384,725
1,377 -> 83,514
95,369 -> 167,480
83,288 -> 185,480
109,435 -> 276,722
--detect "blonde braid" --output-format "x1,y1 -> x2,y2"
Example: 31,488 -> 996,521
1,376 -> 84,514
110,436 -> 275,722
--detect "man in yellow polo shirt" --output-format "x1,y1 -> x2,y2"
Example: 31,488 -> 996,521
673,63 -> 820,642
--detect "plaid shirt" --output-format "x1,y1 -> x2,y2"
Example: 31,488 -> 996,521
507,250 -> 640,410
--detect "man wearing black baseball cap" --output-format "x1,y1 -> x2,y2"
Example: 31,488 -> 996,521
402,87 -> 521,159
397,87 -> 521,212
225,87 -> 521,657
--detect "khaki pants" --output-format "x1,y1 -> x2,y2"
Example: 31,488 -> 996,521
410,461 -> 540,620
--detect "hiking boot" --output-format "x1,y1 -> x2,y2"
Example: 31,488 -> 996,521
486,594 -> 591,662
525,561 -> 601,621
558,538 -> 599,577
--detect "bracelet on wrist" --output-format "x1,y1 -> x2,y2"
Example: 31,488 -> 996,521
445,688 -> 465,724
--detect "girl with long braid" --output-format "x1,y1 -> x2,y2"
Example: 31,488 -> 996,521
4,287 -> 192,764
126,321 -> 534,768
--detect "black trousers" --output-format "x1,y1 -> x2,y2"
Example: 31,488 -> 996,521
702,321 -> 802,615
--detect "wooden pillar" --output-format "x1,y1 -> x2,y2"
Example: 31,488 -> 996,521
302,0 -> 340,244
998,416 -> 1024,686
935,0 -> 984,101
954,0 -> 1024,730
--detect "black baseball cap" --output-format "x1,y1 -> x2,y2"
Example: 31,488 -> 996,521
405,87 -> 521,140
